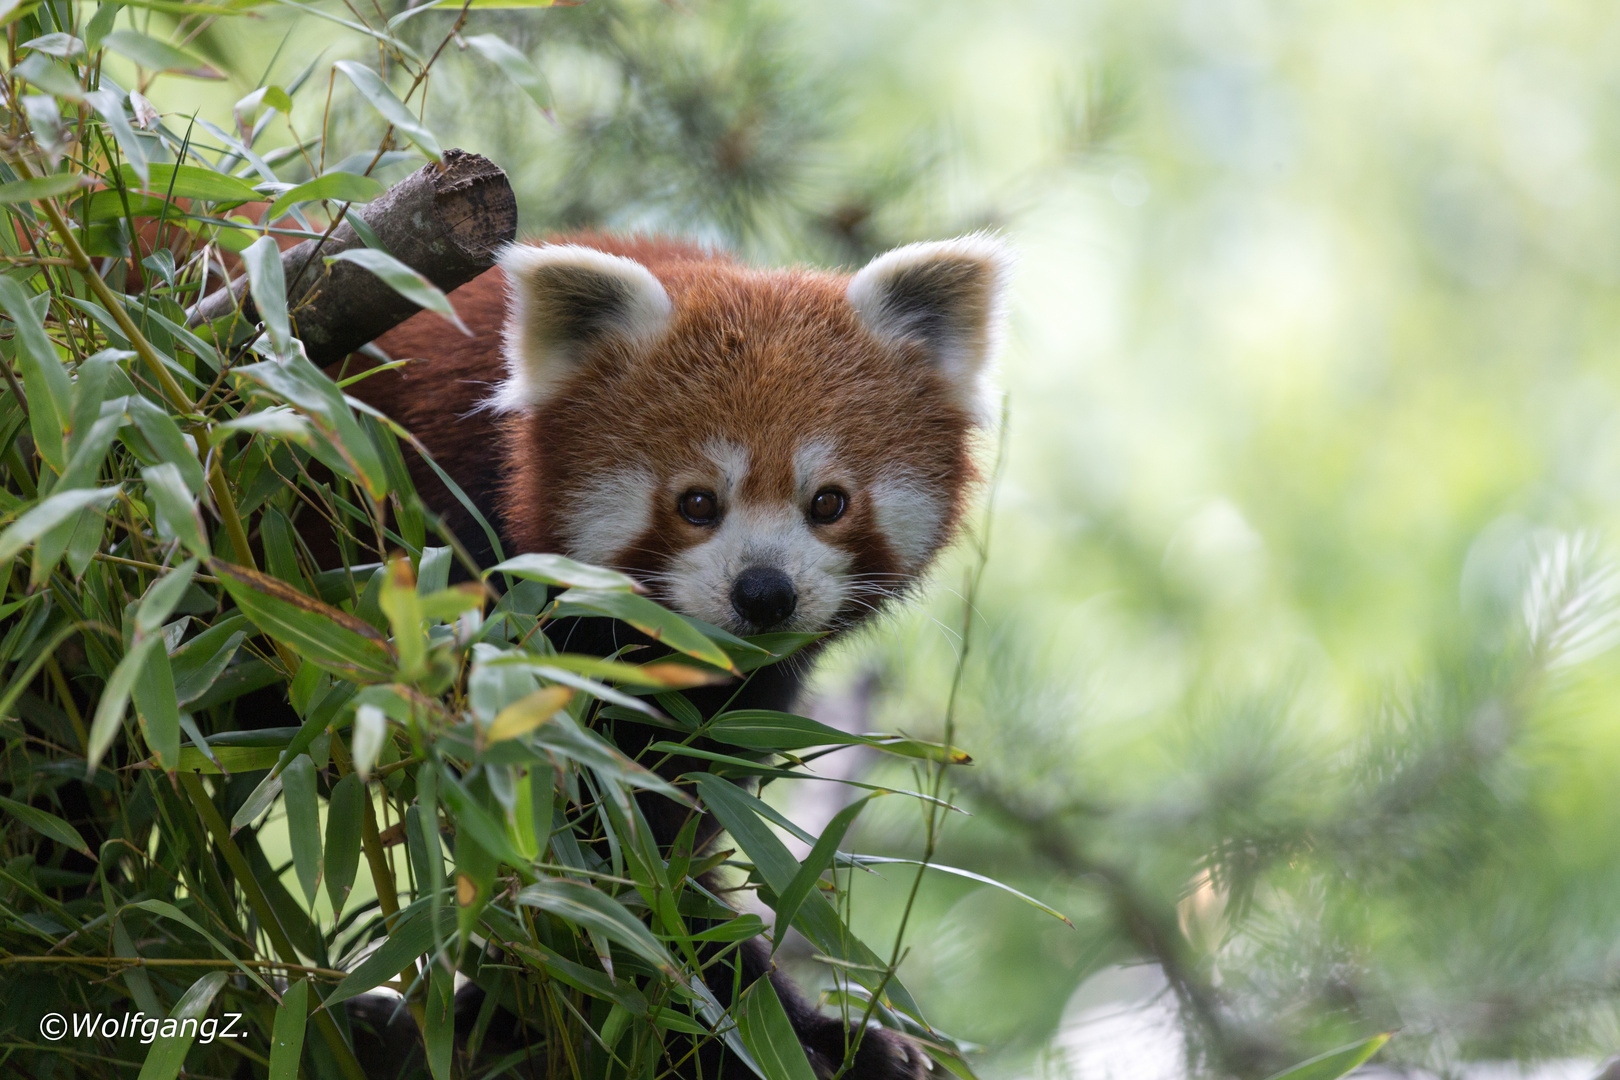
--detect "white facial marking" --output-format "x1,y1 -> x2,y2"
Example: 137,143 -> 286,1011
870,473 -> 946,571
665,504 -> 852,635
703,439 -> 751,503
560,467 -> 655,566
793,439 -> 840,502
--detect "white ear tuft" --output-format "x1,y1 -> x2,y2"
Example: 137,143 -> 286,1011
489,243 -> 673,412
846,232 -> 1012,418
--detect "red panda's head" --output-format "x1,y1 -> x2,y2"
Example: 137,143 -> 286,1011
489,236 -> 1010,638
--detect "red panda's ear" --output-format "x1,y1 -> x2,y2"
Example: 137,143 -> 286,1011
847,233 -> 1012,417
490,243 -> 673,412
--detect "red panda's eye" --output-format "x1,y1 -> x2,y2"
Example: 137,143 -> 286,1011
678,490 -> 719,525
809,488 -> 847,524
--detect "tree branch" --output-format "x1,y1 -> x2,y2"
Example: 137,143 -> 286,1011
188,149 -> 517,365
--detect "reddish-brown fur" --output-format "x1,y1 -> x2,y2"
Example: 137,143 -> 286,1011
343,233 -> 978,624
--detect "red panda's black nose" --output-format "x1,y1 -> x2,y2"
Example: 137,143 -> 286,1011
730,567 -> 798,629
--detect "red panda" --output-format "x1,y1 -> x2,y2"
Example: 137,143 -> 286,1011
338,232 -> 1011,1080
348,232 -> 1009,641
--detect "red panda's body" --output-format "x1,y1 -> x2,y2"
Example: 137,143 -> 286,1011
337,232 -> 1010,1080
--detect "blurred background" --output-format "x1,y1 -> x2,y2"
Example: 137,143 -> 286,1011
145,0 -> 1620,1075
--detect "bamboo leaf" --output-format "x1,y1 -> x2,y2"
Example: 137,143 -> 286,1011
735,977 -> 818,1080
771,795 -> 874,952
464,35 -> 552,114
115,162 -> 259,203
426,964 -> 455,1080
0,173 -> 85,204
0,793 -> 91,854
104,29 -> 222,78
131,634 -> 181,771
1263,1034 -> 1392,1080
86,636 -> 160,776
266,171 -> 384,222
172,620 -> 247,706
267,977 -> 309,1080
489,553 -> 640,591
554,588 -> 738,673
846,858 -> 1072,927
0,275 -> 70,471
141,463 -> 209,557
324,773 -> 364,918
135,559 -> 198,634
334,61 -> 442,160
242,235 -> 292,358
0,486 -> 120,562
282,754 -> 323,908
485,685 -> 573,744
211,559 -> 398,682
325,907 -> 454,1007
325,249 -> 471,335
516,877 -> 680,979
351,704 -> 387,780
133,972 -> 230,1080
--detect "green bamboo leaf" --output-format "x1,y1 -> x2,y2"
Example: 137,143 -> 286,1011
707,710 -> 972,762
488,553 -> 640,591
266,171 -> 384,223
426,964 -> 454,1080
463,35 -> 551,114
210,559 -> 398,682
126,397 -> 205,494
689,774 -> 925,1022
0,793 -> 91,854
104,28 -> 222,78
771,795 -> 874,952
0,173 -> 84,204
554,588 -> 738,673
0,275 -> 70,472
135,559 -> 198,635
267,977 -> 308,1080
452,808 -> 498,955
334,60 -> 442,160
0,486 -> 120,562
735,977 -> 818,1080
1263,1034 -> 1392,1080
85,637 -> 157,777
516,877 -> 680,979
172,617 -> 248,706
214,406 -> 314,444
282,754 -> 322,908
232,352 -> 389,499
436,770 -> 530,873
131,634 -> 181,771
324,772 -> 363,918
133,972 -> 229,1080
115,163 -> 260,204
14,53 -> 84,100
242,235 -> 292,358
378,556 -> 426,677
126,900 -> 276,993
86,90 -> 148,182
176,743 -> 279,773
141,463 -> 209,557
325,907 -> 454,1008
847,857 -> 1072,927
324,249 -> 470,335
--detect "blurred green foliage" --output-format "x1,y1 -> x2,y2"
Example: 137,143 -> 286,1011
3,0 -> 1618,1078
